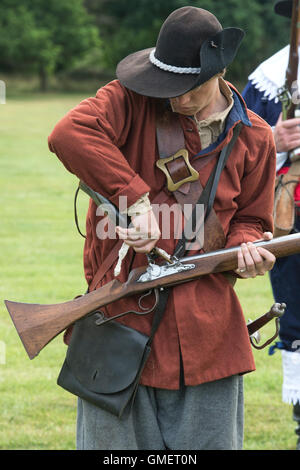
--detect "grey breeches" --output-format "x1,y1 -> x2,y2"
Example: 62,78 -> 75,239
76,374 -> 244,450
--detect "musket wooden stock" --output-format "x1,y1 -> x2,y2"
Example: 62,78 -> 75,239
4,233 -> 300,359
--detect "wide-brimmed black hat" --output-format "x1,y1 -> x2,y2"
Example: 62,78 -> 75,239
274,0 -> 293,18
116,6 -> 244,98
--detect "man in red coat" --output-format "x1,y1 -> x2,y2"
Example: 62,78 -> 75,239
49,7 -> 276,450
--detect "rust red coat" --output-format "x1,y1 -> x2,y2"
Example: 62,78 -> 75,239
48,79 -> 276,389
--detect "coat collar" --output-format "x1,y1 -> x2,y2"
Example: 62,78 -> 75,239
193,85 -> 251,157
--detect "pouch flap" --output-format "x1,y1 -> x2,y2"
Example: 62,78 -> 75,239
65,313 -> 149,394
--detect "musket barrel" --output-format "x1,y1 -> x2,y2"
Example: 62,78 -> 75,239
181,232 -> 300,266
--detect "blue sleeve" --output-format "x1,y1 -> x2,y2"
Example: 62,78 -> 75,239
242,80 -> 282,127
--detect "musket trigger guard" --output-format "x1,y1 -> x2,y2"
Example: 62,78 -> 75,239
93,288 -> 160,326
250,317 -> 281,350
138,289 -> 158,310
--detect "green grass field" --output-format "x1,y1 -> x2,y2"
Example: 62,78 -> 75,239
0,90 -> 297,450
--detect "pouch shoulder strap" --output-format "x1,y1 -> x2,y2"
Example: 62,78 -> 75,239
174,122 -> 243,258
206,122 -> 243,217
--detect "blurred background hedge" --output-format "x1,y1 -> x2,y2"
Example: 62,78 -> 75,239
0,0 -> 291,92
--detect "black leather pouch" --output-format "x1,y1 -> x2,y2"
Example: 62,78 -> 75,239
57,312 -> 151,418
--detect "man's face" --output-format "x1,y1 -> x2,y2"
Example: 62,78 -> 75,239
169,75 -> 220,116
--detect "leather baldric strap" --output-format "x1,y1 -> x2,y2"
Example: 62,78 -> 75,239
175,122 -> 243,258
156,113 -> 243,255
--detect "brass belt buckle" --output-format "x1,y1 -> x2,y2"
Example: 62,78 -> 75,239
156,149 -> 199,192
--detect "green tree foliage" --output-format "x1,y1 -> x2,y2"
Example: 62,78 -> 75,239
0,0 -> 291,89
84,0 -> 290,86
0,0 -> 100,90
84,0 -> 193,69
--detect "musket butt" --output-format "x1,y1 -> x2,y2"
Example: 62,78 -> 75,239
4,299 -> 43,360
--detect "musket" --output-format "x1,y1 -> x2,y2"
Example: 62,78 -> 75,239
4,227 -> 299,359
277,0 -> 300,160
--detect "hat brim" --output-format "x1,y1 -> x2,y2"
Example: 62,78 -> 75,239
274,0 -> 292,18
116,48 -> 200,98
116,28 -> 244,98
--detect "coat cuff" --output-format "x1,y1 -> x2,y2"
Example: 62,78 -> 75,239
225,227 -> 264,249
109,174 -> 151,210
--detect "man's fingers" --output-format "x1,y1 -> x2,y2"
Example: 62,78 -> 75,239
236,247 -> 246,273
262,231 -> 273,240
256,247 -> 276,270
246,242 -> 267,275
116,209 -> 161,255
235,241 -> 276,278
285,138 -> 300,151
280,117 -> 300,128
240,243 -> 257,277
116,226 -> 159,241
274,115 -> 300,152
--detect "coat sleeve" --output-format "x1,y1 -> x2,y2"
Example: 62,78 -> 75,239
48,80 -> 150,208
225,118 -> 276,247
242,80 -> 282,127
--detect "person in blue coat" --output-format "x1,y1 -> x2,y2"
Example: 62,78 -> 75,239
243,0 -> 300,450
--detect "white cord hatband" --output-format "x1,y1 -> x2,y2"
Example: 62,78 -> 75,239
149,49 -> 200,74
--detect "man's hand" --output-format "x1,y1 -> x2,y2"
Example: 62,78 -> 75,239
115,209 -> 161,253
274,113 -> 300,153
234,232 -> 276,278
